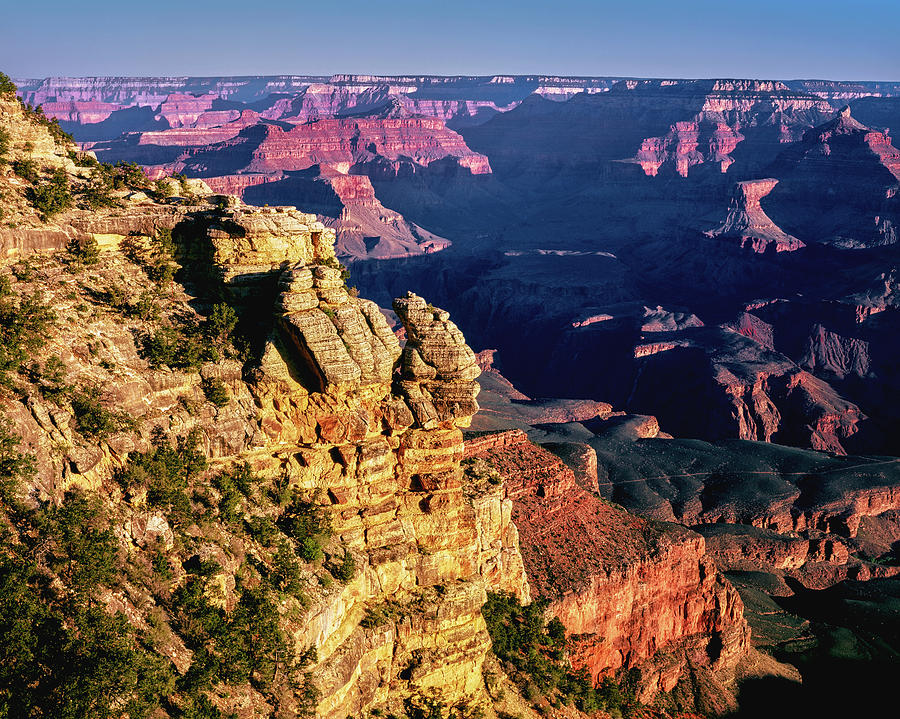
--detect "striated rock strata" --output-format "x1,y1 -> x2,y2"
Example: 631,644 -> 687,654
465,429 -> 750,709
706,179 -> 805,253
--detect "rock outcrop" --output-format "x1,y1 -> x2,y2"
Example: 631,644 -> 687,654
706,179 -> 805,253
465,430 -> 750,708
0,95 -> 533,718
393,292 -> 482,428
765,107 -> 900,247
627,327 -> 866,454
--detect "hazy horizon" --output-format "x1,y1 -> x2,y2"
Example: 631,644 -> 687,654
3,0 -> 899,82
11,73 -> 900,83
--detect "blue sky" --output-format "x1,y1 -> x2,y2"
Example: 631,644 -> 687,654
2,0 -> 898,80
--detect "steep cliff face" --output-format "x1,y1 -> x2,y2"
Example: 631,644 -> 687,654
705,179 -> 805,253
17,75 -> 618,132
632,80 -> 834,177
627,328 -> 866,454
636,119 -> 744,177
0,94 -> 534,718
224,117 -> 491,176
766,107 -> 900,247
36,99 -> 119,123
259,281 -> 531,718
464,430 -> 750,709
156,93 -> 221,128
2,210 -> 530,717
463,78 -> 834,180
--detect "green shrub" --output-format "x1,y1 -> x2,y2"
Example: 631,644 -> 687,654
121,228 -> 178,286
153,177 -> 174,198
297,536 -> 322,563
12,259 -> 36,282
0,72 -> 16,98
245,515 -> 279,546
82,161 -> 151,205
117,162 -> 149,189
67,150 -> 97,167
66,235 -> 100,265
0,426 -> 175,717
278,492 -> 331,563
211,463 -> 255,523
328,549 -> 356,583
140,327 -> 204,371
482,591 -> 639,713
27,355 -> 73,403
41,490 -> 119,595
79,169 -> 119,210
0,127 -> 10,164
45,118 -> 73,146
0,418 -> 35,504
100,283 -> 128,309
205,303 -> 238,345
462,457 -> 502,485
144,258 -> 176,285
118,427 -> 207,523
128,291 -> 160,321
170,578 -> 290,695
0,564 -> 175,718
27,167 -> 72,219
403,696 -> 446,719
71,389 -> 134,439
270,541 -> 304,595
201,377 -> 230,407
151,543 -> 173,580
0,275 -> 56,387
12,158 -> 39,183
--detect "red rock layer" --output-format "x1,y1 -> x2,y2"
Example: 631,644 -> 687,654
155,93 -> 218,128
706,179 -> 805,253
328,174 -> 381,209
244,118 -> 491,175
637,120 -> 743,177
631,80 -> 833,177
202,174 -> 278,196
465,430 -> 749,696
136,110 -> 260,147
39,100 -> 119,124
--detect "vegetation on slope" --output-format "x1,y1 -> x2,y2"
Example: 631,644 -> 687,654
482,591 -> 642,718
0,218 -> 351,718
0,71 -> 203,227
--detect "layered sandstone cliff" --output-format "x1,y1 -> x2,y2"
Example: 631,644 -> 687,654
464,430 -> 750,710
706,179 -> 805,253
3,207 -> 530,717
1,93 -> 535,717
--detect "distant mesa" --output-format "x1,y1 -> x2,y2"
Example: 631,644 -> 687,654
764,106 -> 900,248
79,98 -> 490,259
706,178 -> 805,253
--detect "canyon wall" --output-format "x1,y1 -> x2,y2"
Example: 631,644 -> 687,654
464,430 -> 750,709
